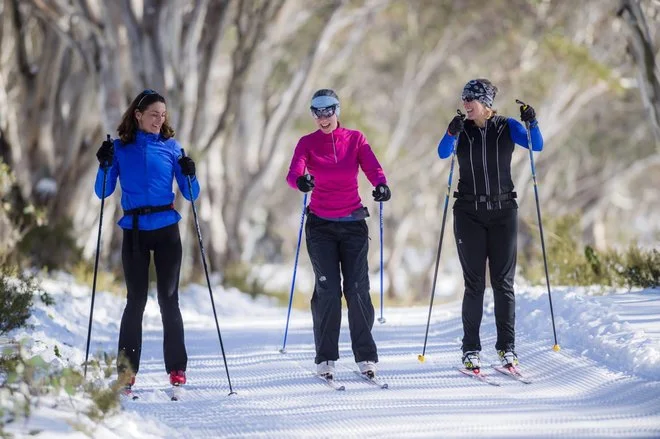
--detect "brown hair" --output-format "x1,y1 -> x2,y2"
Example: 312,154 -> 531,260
117,89 -> 175,144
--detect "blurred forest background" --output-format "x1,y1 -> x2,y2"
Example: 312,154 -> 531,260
0,0 -> 659,303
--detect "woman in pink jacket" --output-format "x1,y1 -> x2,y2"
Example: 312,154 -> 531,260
286,89 -> 391,380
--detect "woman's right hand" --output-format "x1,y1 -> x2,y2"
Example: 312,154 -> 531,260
296,174 -> 315,193
447,115 -> 464,136
96,139 -> 114,166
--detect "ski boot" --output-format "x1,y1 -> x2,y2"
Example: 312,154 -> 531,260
169,370 -> 187,386
357,360 -> 377,379
462,351 -> 481,371
316,360 -> 336,379
498,350 -> 519,368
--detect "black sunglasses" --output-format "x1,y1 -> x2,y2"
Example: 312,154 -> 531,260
310,105 -> 337,119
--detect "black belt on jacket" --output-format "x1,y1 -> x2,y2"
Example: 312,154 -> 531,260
453,192 -> 517,203
123,204 -> 174,252
305,206 -> 370,220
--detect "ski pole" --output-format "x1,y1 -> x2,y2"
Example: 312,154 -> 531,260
181,149 -> 237,395
279,192 -> 308,353
84,134 -> 111,378
516,99 -> 560,352
418,110 -> 464,363
377,201 -> 386,324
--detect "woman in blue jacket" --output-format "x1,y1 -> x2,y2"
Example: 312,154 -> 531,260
94,89 -> 199,390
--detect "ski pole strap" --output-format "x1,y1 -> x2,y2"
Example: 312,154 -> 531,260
453,192 -> 517,203
123,204 -> 175,253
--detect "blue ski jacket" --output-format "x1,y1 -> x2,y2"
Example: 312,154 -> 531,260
94,130 -> 200,231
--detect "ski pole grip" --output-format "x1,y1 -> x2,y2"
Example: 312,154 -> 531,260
102,134 -> 113,168
515,99 -> 532,129
180,148 -> 186,159
515,98 -> 527,109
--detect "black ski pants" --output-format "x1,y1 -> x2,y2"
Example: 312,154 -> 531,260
117,223 -> 187,375
305,214 -> 378,364
453,207 -> 517,353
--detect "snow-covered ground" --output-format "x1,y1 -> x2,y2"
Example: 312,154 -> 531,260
3,272 -> 660,438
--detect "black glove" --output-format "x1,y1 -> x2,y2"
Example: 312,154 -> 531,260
372,183 -> 391,202
178,156 -> 196,176
520,104 -> 536,123
96,139 -> 114,166
296,174 -> 315,193
447,115 -> 464,136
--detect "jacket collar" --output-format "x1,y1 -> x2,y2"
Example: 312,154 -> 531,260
314,122 -> 345,137
135,129 -> 161,143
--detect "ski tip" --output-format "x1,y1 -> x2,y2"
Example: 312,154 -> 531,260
458,366 -> 480,374
121,387 -> 138,401
354,370 -> 389,389
317,374 -> 345,390
417,354 -> 426,363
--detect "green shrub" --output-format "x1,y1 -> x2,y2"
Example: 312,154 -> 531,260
222,262 -> 267,299
0,159 -> 48,265
520,214 -> 660,289
620,246 -> 660,289
71,260 -> 124,297
0,346 -> 122,436
0,266 -> 43,336
222,262 -> 300,307
16,217 -> 82,272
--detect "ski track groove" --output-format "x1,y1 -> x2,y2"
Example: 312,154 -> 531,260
120,312 -> 660,438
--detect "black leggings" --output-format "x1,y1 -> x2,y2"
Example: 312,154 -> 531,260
453,207 -> 518,353
117,223 -> 187,374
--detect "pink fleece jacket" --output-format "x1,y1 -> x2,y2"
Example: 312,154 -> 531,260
286,125 -> 387,219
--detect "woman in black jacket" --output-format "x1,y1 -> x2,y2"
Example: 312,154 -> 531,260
436,78 -> 543,371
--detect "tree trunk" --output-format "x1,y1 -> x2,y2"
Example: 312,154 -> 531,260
618,0 -> 660,148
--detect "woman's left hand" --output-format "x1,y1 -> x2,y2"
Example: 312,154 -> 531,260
520,104 -> 536,123
372,184 -> 391,202
178,156 -> 196,176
